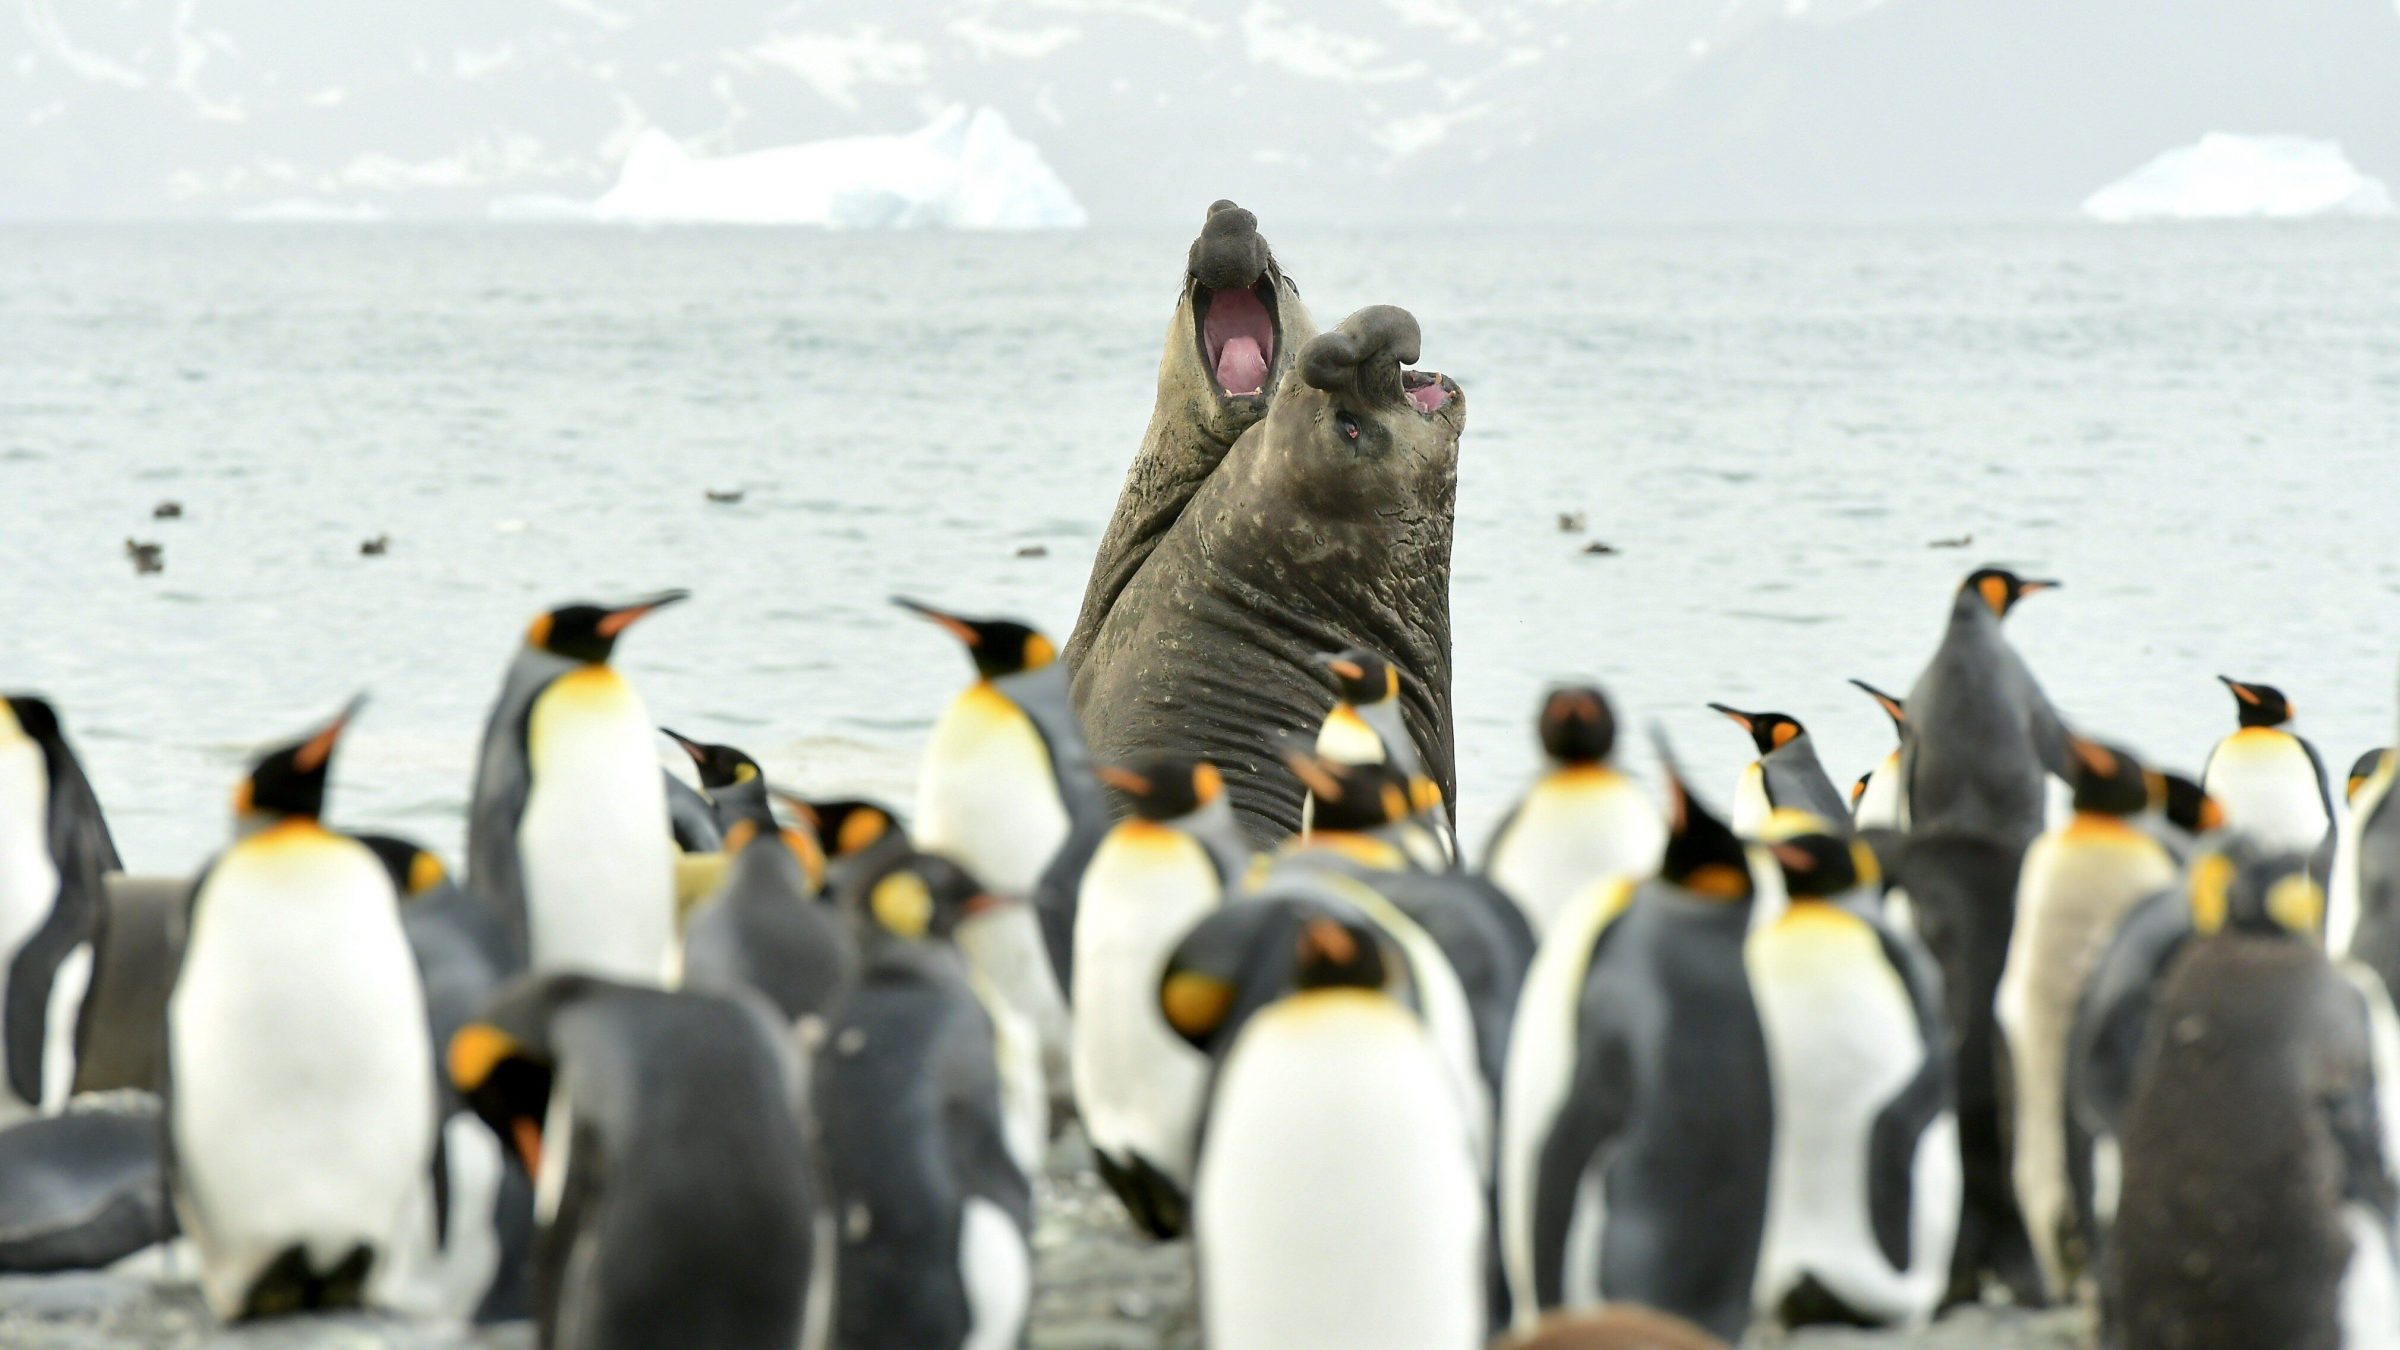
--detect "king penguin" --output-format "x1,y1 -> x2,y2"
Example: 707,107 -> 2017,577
467,591 -> 687,981
1898,565 -> 2066,1305
2203,676 -> 2334,857
1848,680 -> 1910,831
1482,686 -> 1666,935
2104,843 -> 2400,1350
449,972 -> 816,1350
1193,910 -> 1487,1349
1996,736 -> 2177,1299
1707,703 -> 1852,835
1746,821 -> 1959,1330
166,698 -> 437,1319
813,851 -> 1038,1350
1304,647 -> 1450,855
898,596 -> 1105,1125
678,786 -> 855,1038
2330,750 -> 2393,956
661,728 -> 770,839
1071,753 -> 1250,1239
354,833 -> 528,1324
1498,735 -> 1774,1342
0,694 -> 118,1125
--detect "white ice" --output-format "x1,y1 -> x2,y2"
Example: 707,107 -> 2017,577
2083,133 -> 2395,222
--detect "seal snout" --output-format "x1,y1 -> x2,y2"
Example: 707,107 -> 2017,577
1302,306 -> 1459,420
1188,201 -> 1280,400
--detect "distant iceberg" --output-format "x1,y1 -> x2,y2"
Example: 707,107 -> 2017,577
2082,134 -> 2394,222
587,106 -> 1087,229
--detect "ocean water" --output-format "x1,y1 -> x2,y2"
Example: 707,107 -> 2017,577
5,222 -> 2399,873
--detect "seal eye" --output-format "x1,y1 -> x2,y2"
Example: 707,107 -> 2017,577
1336,412 -> 1361,442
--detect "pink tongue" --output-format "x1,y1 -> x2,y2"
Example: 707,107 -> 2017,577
1408,381 -> 1451,413
1216,337 -> 1267,395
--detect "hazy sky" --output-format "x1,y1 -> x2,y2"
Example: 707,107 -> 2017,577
9,0 -> 2400,223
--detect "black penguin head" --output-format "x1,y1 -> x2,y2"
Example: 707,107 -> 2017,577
1291,913 -> 1388,991
893,597 -> 1056,680
448,971 -> 602,1179
1652,730 -> 1753,901
234,696 -> 363,826
662,728 -> 761,792
2150,771 -> 2224,836
801,796 -> 908,861
1317,648 -> 1399,707
1098,753 -> 1226,822
1537,686 -> 1617,766
1283,750 -> 1413,834
1848,679 -> 1907,737
1960,567 -> 2057,619
1765,829 -> 1877,900
525,590 -> 688,664
2349,750 -> 2391,804
860,851 -> 995,944
2218,676 -> 2295,729
2066,737 -> 2152,817
2188,839 -> 2324,941
0,695 -> 60,749
1707,704 -> 1804,758
354,833 -> 453,901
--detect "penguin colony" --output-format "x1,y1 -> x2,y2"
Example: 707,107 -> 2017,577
4,596 -> 2400,1347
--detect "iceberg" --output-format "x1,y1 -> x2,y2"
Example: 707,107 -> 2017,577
589,106 -> 1087,229
2082,134 -> 2394,222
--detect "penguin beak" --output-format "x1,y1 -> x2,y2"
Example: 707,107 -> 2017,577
1096,765 -> 1154,796
1847,679 -> 1906,726
1279,748 -> 1345,802
2218,675 -> 2262,707
660,727 -> 710,767
293,694 -> 367,774
1315,653 -> 1366,682
1705,703 -> 1755,733
891,596 -> 981,647
2020,579 -> 2060,596
597,590 -> 689,638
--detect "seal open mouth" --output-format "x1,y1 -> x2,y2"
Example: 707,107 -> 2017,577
1196,280 -> 1279,398
1402,369 -> 1457,415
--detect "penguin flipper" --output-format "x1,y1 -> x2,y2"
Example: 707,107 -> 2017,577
3,903 -> 94,1106
664,771 -> 724,854
1529,1018 -> 1635,1309
1029,817 -> 1107,1001
20,698 -> 121,877
2327,967 -> 2400,1228
939,1004 -> 1035,1233
536,1110 -> 606,1342
2303,734 -> 2337,832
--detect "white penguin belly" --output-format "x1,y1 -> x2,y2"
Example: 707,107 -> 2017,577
1855,753 -> 1905,830
915,686 -> 1069,897
0,740 -> 60,1119
521,667 -> 675,982
1346,888 -> 1491,1170
374,1112 -> 506,1320
1488,770 -> 1664,934
959,1195 -> 1031,1350
2206,731 -> 2331,855
1196,992 -> 1485,1350
957,903 -> 1069,1142
1070,827 -> 1219,1186
1748,905 -> 1955,1326
169,830 -> 435,1316
1733,761 -> 1773,837
1499,877 -> 1634,1327
1995,820 -> 2173,1294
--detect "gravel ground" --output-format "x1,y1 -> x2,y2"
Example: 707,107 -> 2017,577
0,1133 -> 2093,1349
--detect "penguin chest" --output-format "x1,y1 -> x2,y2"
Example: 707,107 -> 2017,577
1999,825 -> 2177,1059
1070,825 -> 1221,1179
1855,753 -> 1905,830
2206,730 -> 2331,854
1196,992 -> 1485,1348
1734,762 -> 1773,837
1489,769 -> 1664,933
1747,907 -> 1942,1306
1315,705 -> 1388,765
915,686 -> 1068,896
521,667 -> 674,980
170,830 -> 434,1252
0,740 -> 60,971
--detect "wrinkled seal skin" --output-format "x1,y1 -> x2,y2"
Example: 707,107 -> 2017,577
1067,200 -> 1318,662
1070,211 -> 1464,843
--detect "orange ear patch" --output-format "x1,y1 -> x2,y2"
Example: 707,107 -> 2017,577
1770,722 -> 1799,750
1977,575 -> 2010,616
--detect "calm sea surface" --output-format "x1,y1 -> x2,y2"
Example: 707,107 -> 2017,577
4,222 -> 2398,870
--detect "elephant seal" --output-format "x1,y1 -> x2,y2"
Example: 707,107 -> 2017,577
1068,205 -> 1463,842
